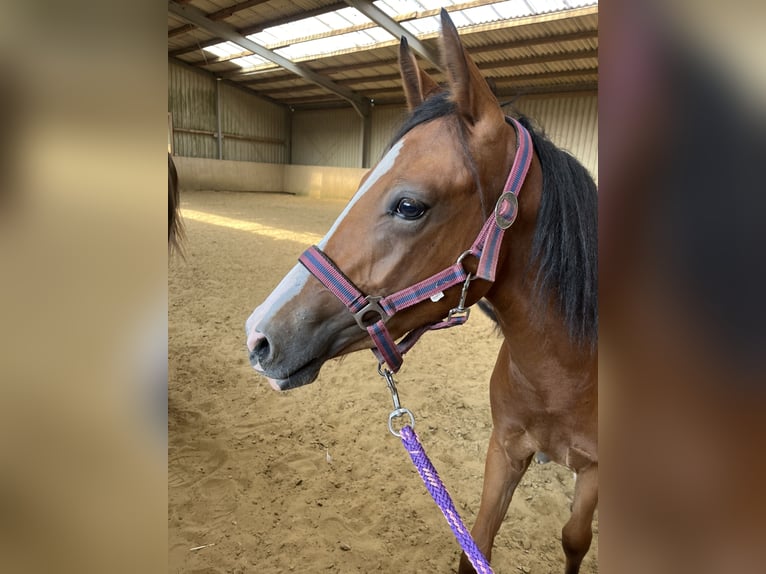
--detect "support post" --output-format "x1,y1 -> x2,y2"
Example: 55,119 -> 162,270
361,112 -> 372,168
216,77 -> 223,160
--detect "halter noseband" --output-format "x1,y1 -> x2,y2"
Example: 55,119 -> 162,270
298,117 -> 533,373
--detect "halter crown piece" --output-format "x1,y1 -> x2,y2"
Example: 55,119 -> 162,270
299,117 -> 533,373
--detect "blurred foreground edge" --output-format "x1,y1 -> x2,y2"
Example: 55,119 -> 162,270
601,1 -> 766,573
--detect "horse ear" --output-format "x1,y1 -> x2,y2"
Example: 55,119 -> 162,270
440,9 -> 502,126
399,37 -> 441,111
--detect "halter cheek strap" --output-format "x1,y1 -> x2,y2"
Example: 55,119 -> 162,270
298,117 -> 533,373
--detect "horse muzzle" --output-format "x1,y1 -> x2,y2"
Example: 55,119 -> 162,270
244,326 -> 322,390
245,298 -> 365,391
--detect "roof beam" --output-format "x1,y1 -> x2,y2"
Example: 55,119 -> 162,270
489,68 -> 598,84
343,0 -> 441,68
167,0 -> 271,39
358,72 -> 597,98
207,0 -> 271,21
232,29 -> 597,82
328,66 -> 596,88
168,1 -> 370,117
366,82 -> 598,106
194,22 -> 378,65
168,23 -> 195,38
496,82 -> 598,98
169,2 -> 348,57
468,29 -> 597,54
247,64 -> 598,105
477,48 -> 598,70
175,1 -> 523,60
256,47 -> 598,83
281,94 -> 346,105
258,84 -> 328,96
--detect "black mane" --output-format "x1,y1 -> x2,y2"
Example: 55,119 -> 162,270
519,116 -> 598,347
388,95 -> 598,347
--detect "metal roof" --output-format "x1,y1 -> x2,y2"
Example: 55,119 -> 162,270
168,0 -> 598,111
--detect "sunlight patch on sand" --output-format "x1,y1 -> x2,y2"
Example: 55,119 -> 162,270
182,209 -> 322,245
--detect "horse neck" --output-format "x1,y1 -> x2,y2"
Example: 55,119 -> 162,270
483,155 -> 595,382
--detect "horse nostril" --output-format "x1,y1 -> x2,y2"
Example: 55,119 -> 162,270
248,332 -> 272,367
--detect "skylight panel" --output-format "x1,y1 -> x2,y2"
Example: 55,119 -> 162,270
229,55 -> 268,70
247,7 -> 370,50
252,17 -> 328,45
364,27 -> 395,43
447,10 -> 471,27
374,0 -> 425,18
418,0 -> 458,10
225,0 -> 598,67
203,41 -> 245,59
491,0 -> 536,19
203,45 -> 230,59
334,7 -> 371,26
526,0 -> 570,15
402,15 -> 440,35
202,44 -> 267,70
250,30 -> 280,46
316,11 -> 352,30
461,5 -> 505,25
276,29 -> 384,60
565,0 -> 599,7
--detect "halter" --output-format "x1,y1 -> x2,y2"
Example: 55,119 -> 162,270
299,117 -> 532,373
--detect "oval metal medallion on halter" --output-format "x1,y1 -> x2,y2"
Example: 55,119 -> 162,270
494,192 -> 519,229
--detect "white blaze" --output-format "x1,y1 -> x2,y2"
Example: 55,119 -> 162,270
246,139 -> 405,346
318,139 -> 405,249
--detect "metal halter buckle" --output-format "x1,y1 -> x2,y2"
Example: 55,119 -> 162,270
447,274 -> 473,320
448,250 -> 474,320
353,296 -> 389,330
494,191 -> 519,229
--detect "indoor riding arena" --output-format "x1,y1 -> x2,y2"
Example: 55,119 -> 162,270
168,1 -> 598,573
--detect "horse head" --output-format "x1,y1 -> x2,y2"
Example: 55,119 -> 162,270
246,11 -> 528,390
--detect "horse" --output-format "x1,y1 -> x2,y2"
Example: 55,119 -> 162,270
168,153 -> 184,255
245,10 -> 597,573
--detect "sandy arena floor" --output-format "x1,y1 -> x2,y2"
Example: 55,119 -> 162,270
168,190 -> 598,573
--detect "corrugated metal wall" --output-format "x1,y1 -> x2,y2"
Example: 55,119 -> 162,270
220,83 -> 289,163
238,90 -> 596,180
362,95 -> 598,181
291,106 -> 408,168
508,94 -> 598,182
370,105 -> 409,164
291,108 -> 362,168
168,59 -> 290,163
168,60 -> 217,158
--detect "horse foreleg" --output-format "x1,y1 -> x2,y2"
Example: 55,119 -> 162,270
562,463 -> 598,574
458,427 -> 534,574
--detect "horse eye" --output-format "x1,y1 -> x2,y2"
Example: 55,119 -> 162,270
394,197 -> 427,220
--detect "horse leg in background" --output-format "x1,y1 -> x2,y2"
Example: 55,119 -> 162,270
562,464 -> 598,574
458,348 -> 536,574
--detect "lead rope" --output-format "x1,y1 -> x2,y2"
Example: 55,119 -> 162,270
381,367 -> 494,574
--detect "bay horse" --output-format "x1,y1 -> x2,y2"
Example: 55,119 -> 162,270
245,10 -> 597,573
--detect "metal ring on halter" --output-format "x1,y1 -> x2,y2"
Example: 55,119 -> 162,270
494,191 -> 519,229
353,296 -> 389,330
388,407 -> 415,437
456,249 -> 474,268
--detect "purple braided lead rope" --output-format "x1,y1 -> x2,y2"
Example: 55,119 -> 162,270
400,425 -> 494,574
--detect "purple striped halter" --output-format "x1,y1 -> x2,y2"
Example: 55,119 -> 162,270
299,117 -> 532,373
